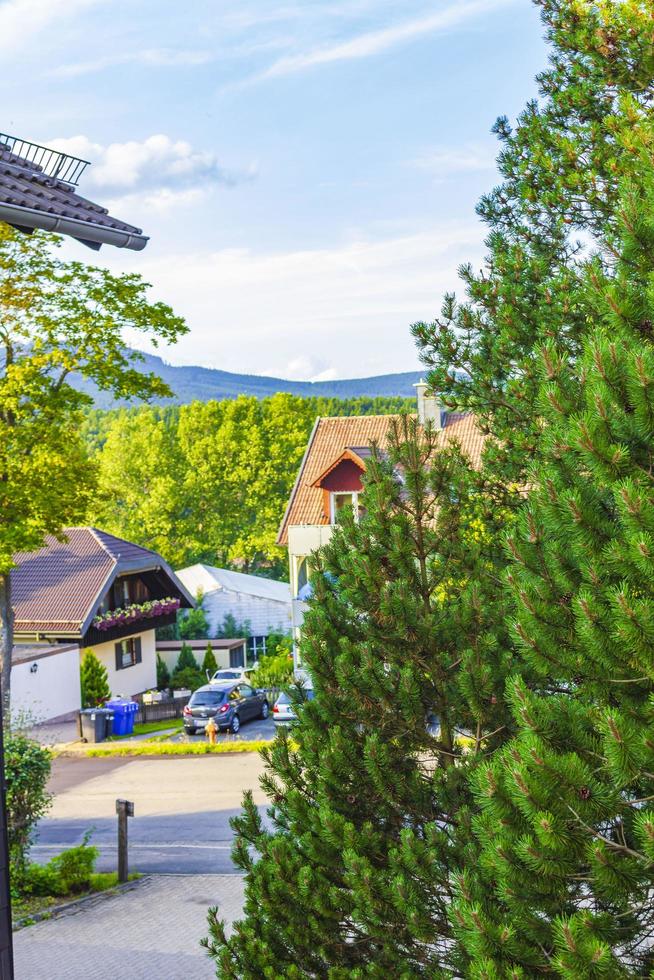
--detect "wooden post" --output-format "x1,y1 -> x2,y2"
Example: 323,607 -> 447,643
116,799 -> 134,884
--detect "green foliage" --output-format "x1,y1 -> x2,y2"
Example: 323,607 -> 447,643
178,592 -> 210,640
156,654 -> 170,690
208,417 -> 513,976
201,642 -> 217,675
5,732 -> 52,870
80,650 -> 110,708
84,394 -> 409,575
171,644 -> 204,691
250,650 -> 293,690
21,836 -> 99,897
215,613 -> 250,639
263,632 -> 292,659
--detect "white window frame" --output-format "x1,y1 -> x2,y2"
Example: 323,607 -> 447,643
330,491 -> 359,524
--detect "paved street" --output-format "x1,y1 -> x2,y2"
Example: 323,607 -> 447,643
14,873 -> 245,979
32,753 -> 268,874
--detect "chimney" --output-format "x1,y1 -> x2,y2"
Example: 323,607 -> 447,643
414,379 -> 442,430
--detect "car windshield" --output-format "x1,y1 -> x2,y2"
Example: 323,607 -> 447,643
214,670 -> 240,680
190,691 -> 226,706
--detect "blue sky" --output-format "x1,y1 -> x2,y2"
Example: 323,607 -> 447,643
1,0 -> 546,380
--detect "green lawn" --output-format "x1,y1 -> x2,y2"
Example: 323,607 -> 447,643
109,719 -> 183,740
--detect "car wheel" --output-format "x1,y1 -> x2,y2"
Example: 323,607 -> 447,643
260,701 -> 269,720
185,727 -> 196,736
230,713 -> 240,734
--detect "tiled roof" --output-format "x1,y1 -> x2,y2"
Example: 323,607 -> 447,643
11,527 -> 186,637
277,412 -> 485,545
0,140 -> 146,248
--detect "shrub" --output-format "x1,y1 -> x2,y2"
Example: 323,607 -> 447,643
49,836 -> 98,893
171,666 -> 204,692
174,642 -> 197,673
216,613 -> 250,638
201,642 -> 217,676
178,590 -> 210,639
5,731 -> 52,871
156,653 -> 170,690
251,651 -> 293,689
80,650 -> 110,708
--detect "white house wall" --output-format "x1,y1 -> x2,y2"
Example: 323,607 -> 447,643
85,629 -> 157,698
203,589 -> 292,637
157,645 -> 234,674
11,648 -> 81,724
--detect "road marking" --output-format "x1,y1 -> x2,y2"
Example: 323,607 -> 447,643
31,842 -> 234,851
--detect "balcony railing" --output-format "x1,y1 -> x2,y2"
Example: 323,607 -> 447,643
0,132 -> 90,185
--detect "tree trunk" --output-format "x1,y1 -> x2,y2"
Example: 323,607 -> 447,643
0,574 -> 12,715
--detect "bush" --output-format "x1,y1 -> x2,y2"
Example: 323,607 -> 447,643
251,651 -> 294,689
264,632 -> 293,659
5,731 -> 52,871
156,653 -> 170,689
20,836 -> 99,898
216,613 -> 250,638
174,643 -> 198,673
178,590 -> 210,639
201,642 -> 217,676
171,666 -> 204,692
80,650 -> 110,708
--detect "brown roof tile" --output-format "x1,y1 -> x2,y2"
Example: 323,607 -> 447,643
11,527 -> 189,637
277,412 -> 485,545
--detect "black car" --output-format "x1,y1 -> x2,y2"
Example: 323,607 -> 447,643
182,681 -> 269,735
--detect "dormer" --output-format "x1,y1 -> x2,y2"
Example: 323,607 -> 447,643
311,448 -> 367,524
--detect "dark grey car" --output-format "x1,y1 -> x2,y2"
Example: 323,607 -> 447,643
182,681 -> 269,735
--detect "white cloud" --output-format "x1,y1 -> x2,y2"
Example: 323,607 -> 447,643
412,144 -> 497,180
0,0 -> 103,53
53,48 -> 213,78
246,0 -> 519,83
46,134 -> 254,199
116,224 -> 485,379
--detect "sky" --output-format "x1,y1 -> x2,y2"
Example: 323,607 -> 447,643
1,0 -> 546,381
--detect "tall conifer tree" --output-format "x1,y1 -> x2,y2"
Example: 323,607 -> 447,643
207,418 -> 512,976
453,126 -> 654,976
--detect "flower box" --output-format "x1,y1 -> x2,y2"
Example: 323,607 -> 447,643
93,597 -> 181,632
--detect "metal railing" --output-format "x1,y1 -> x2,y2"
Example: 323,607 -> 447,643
0,132 -> 90,185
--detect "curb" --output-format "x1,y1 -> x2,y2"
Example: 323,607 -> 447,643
13,876 -> 149,931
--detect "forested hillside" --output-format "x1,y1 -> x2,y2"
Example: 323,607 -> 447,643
73,350 -> 423,407
83,393 -> 412,578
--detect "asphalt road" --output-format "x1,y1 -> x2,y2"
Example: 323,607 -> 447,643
31,752 -> 268,874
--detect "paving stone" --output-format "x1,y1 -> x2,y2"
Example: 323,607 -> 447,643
13,873 -> 245,980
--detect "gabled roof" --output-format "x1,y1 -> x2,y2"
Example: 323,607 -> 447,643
277,412 -> 485,545
12,527 -> 194,637
310,448 -> 367,487
0,138 -> 148,251
175,564 -> 291,605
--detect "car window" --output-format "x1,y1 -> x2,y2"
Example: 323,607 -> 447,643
228,687 -> 240,701
276,692 -> 291,705
215,670 -> 240,680
239,684 -> 254,697
190,691 -> 226,706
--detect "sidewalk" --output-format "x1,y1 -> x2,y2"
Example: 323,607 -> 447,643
14,874 -> 245,980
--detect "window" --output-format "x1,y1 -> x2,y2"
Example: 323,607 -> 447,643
330,492 -> 359,524
296,557 -> 310,596
248,635 -> 267,660
190,690 -> 226,707
239,684 -> 254,698
114,637 -> 142,671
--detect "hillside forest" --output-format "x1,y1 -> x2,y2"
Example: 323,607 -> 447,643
82,394 -> 411,579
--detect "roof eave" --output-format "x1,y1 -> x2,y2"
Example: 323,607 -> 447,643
0,203 -> 148,251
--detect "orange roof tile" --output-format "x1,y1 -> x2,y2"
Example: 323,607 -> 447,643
277,412 -> 485,545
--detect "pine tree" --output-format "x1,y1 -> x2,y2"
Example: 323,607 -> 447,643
453,141 -> 654,975
206,417 -> 514,976
80,650 -> 110,708
156,653 -> 170,690
202,642 -> 217,676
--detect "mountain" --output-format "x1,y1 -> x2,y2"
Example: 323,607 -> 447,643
74,351 -> 424,408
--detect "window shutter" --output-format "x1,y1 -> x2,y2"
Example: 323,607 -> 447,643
134,637 -> 142,664
115,643 -> 123,671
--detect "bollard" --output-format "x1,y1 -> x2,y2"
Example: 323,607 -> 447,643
116,798 -> 134,883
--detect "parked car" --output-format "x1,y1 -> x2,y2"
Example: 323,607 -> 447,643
272,687 -> 314,728
183,681 -> 269,735
209,666 -> 258,685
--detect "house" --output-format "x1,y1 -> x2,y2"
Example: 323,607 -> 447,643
155,638 -> 249,675
11,527 -> 194,721
277,383 -> 485,664
174,564 -> 292,659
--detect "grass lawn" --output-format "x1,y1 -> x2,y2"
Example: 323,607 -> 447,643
109,719 -> 183,739
86,740 -> 268,757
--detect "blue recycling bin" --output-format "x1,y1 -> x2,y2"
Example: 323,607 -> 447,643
106,699 -> 138,736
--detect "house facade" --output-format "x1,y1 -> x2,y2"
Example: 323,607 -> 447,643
156,638 -> 249,674
11,527 -> 194,720
277,384 -> 485,666
174,564 -> 292,660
